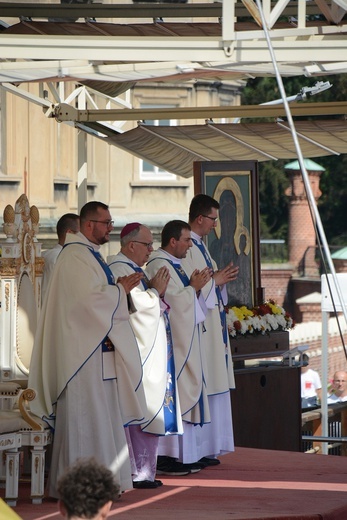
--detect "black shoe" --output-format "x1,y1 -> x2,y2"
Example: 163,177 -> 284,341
198,457 -> 221,466
156,456 -> 201,476
133,480 -> 162,489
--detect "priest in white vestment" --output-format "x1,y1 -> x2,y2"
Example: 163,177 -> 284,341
146,220 -> 214,470
29,202 -> 146,498
108,222 -> 183,489
181,194 -> 239,464
41,213 -> 79,303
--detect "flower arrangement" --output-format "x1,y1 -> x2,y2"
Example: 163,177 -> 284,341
226,299 -> 295,338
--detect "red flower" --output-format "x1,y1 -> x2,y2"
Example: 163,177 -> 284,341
234,320 -> 242,331
257,303 -> 272,316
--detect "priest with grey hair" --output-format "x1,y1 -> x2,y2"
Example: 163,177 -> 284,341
108,222 -> 183,489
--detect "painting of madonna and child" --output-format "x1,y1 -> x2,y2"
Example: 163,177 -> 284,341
193,161 -> 262,309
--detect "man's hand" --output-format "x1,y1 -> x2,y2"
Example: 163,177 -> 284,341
149,266 -> 170,297
117,273 -> 143,294
189,267 -> 212,293
213,262 -> 239,286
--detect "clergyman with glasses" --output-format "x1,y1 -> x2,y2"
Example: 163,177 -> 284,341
179,194 -> 238,466
108,222 -> 183,489
29,201 -> 146,498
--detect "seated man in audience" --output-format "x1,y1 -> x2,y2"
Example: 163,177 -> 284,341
57,458 -> 120,520
328,370 -> 347,404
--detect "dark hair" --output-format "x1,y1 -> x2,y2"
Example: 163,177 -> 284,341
302,353 -> 310,365
80,201 -> 109,223
189,194 -> 219,222
161,220 -> 191,248
57,458 -> 119,519
56,213 -> 79,241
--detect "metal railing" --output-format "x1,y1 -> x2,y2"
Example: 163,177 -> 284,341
301,402 -> 347,455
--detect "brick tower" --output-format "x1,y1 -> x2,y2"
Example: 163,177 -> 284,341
285,158 -> 324,277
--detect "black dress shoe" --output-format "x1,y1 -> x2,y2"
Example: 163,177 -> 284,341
156,456 -> 201,475
133,480 -> 161,489
198,457 -> 221,466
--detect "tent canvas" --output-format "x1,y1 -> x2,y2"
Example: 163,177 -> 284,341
82,119 -> 347,179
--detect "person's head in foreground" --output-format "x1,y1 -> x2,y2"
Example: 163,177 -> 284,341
57,458 -> 120,520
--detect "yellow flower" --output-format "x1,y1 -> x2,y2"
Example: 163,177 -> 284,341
231,305 -> 254,320
268,301 -> 282,315
241,306 -> 254,317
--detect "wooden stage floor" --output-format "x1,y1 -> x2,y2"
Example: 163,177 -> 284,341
3,447 -> 347,520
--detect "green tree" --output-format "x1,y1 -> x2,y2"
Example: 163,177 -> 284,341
241,75 -> 347,246
258,160 -> 288,239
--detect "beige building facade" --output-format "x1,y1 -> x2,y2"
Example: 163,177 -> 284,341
1,0 -> 345,261
0,70 -> 242,257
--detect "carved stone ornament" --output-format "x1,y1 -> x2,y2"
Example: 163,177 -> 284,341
30,205 -> 40,241
23,232 -> 33,264
3,204 -> 18,242
1,194 -> 43,382
0,257 -> 20,277
1,194 -> 41,280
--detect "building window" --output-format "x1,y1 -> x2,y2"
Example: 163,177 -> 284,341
140,105 -> 177,181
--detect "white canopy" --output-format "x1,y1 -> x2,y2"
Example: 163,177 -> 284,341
80,119 -> 347,178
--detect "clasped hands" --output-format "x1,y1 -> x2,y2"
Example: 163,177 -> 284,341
117,261 -> 238,296
213,262 -> 239,286
189,267 -> 212,293
117,272 -> 143,294
117,266 -> 170,297
148,266 -> 170,298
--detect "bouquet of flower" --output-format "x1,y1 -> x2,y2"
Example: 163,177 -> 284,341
226,299 -> 295,338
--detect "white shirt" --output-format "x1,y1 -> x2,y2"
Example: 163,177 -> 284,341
301,368 -> 321,398
327,393 -> 347,404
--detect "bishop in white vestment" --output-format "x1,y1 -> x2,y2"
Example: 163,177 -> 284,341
108,223 -> 183,487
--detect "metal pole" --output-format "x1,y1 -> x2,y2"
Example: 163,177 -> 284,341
77,88 -> 88,211
321,310 -> 329,454
254,0 -> 347,452
254,0 -> 347,325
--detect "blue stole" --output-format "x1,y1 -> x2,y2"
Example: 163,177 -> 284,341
162,311 -> 179,433
86,251 -> 118,365
192,239 -> 228,352
132,265 -> 151,290
63,242 -> 116,368
166,260 -> 191,287
135,265 -> 179,433
63,241 -> 116,286
147,256 -> 205,426
90,248 -> 116,285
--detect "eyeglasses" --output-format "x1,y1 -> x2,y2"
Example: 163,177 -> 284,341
132,240 -> 153,250
90,219 -> 114,227
333,380 -> 346,383
202,215 -> 218,223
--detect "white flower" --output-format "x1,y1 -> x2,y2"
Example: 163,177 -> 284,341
225,300 -> 295,338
